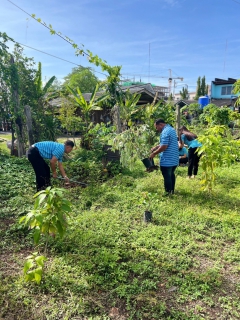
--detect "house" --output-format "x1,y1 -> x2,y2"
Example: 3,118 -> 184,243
121,81 -> 169,100
83,83 -> 164,123
174,92 -> 196,101
174,78 -> 240,111
47,83 -> 164,124
211,78 -> 239,109
120,83 -> 167,103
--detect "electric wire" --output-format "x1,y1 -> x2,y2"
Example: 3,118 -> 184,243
14,41 -> 108,77
5,0 -> 185,83
6,0 -> 89,57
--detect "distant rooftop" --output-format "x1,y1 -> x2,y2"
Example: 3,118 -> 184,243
122,81 -> 157,87
212,78 -> 237,85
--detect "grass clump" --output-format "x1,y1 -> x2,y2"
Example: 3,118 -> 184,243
1,153 -> 240,319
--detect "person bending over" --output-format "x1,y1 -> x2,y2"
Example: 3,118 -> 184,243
27,140 -> 74,191
178,126 -> 202,179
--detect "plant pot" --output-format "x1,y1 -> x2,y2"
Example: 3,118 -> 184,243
102,145 -> 120,166
144,211 -> 152,223
141,157 -> 155,169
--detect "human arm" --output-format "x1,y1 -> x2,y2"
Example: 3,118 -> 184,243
58,161 -> 69,181
151,145 -> 160,152
50,156 -> 69,181
179,153 -> 187,159
178,134 -> 184,148
50,156 -> 58,178
149,145 -> 168,159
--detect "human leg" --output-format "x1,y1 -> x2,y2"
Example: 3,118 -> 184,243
187,148 -> 196,177
27,147 -> 51,191
193,153 -> 200,176
179,157 -> 188,165
160,166 -> 175,193
171,165 -> 177,193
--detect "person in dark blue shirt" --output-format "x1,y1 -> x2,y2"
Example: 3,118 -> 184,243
27,140 -> 74,191
150,119 -> 179,195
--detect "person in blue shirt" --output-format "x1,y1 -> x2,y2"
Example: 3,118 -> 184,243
179,126 -> 202,179
179,142 -> 188,166
27,140 -> 74,191
150,119 -> 179,195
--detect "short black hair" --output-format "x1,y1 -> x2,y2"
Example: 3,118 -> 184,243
65,140 -> 74,148
155,119 -> 166,125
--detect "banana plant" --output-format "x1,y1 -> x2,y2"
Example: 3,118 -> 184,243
68,83 -> 108,127
119,90 -> 141,129
68,83 -> 109,148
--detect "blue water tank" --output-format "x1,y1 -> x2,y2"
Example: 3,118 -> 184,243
198,95 -> 209,109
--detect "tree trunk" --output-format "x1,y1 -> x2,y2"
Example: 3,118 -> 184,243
176,104 -> 181,133
111,105 -> 122,134
10,121 -> 15,156
24,105 -> 34,146
10,55 -> 25,157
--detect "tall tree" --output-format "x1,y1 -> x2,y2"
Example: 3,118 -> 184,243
179,87 -> 189,99
63,66 -> 99,93
0,33 -> 59,151
195,76 -> 208,99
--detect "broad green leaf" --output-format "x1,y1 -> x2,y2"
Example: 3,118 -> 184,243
33,229 -> 41,245
23,260 -> 34,273
56,220 -> 64,237
35,255 -> 46,267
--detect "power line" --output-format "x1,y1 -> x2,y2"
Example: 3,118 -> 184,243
14,41 -> 108,77
121,73 -> 169,79
16,42 -> 81,66
6,0 -> 89,56
6,0 -> 113,79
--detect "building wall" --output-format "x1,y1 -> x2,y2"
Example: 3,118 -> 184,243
211,84 -> 236,99
174,92 -> 196,101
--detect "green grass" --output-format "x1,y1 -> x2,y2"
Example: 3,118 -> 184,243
0,133 -> 12,153
1,154 -> 240,319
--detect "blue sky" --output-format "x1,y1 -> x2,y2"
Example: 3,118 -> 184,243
1,0 -> 240,93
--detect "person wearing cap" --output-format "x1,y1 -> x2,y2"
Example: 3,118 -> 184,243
27,140 -> 74,191
150,119 -> 179,196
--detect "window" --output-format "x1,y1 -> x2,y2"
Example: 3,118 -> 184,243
221,86 -> 233,95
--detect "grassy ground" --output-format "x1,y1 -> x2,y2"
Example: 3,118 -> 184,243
1,153 -> 240,319
0,132 -> 12,153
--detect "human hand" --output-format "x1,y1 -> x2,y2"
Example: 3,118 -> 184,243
52,172 -> 57,178
64,175 -> 70,182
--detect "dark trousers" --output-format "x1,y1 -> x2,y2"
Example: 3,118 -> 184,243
188,147 -> 200,176
27,146 -> 51,192
179,157 -> 188,165
160,165 -> 177,194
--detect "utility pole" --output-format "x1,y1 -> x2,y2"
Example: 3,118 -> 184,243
168,69 -> 183,97
148,43 -> 150,83
176,103 -> 181,133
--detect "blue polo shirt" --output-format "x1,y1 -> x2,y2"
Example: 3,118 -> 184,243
159,124 -> 179,167
34,141 -> 65,162
181,134 -> 202,148
179,147 -> 188,157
